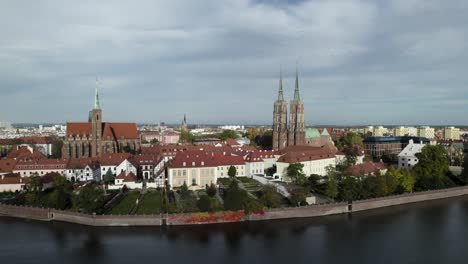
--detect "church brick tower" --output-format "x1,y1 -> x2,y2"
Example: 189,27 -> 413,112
272,71 -> 288,150
89,85 -> 102,157
288,68 -> 306,146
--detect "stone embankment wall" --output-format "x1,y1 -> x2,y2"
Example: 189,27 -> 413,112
2,186 -> 468,226
248,203 -> 348,221
351,186 -> 468,212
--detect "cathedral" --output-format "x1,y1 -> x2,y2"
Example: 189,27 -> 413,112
62,86 -> 140,158
272,68 -> 306,150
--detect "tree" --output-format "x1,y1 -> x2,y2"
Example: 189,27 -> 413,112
336,132 -> 363,167
72,184 -> 105,214
150,138 -> 159,144
228,166 -> 237,178
180,130 -> 194,143
460,155 -> 468,185
206,183 -> 217,198
412,145 -> 450,190
308,174 -> 322,193
264,165 -> 277,176
259,185 -> 281,208
180,181 -> 190,198
324,166 -> 339,199
374,171 -> 388,197
287,163 -> 306,185
141,139 -> 149,144
104,169 -> 115,184
224,180 -> 247,211
197,195 -> 217,212
338,176 -> 359,202
27,176 -> 43,192
50,140 -> 63,159
290,187 -> 307,206
219,130 -> 238,141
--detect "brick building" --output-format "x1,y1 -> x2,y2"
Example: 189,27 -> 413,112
62,86 -> 140,158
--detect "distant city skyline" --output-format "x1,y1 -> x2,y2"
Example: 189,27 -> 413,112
1,1 -> 468,125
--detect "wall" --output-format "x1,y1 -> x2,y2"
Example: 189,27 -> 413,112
248,203 -> 348,221
2,186 -> 468,226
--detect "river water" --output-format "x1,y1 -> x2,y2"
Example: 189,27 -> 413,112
1,196 -> 468,264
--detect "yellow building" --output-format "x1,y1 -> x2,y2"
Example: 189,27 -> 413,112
417,126 -> 435,139
443,127 -> 460,141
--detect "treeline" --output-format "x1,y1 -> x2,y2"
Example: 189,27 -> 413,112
288,140 -> 468,204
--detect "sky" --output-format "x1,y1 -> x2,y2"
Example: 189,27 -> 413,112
1,0 -> 468,126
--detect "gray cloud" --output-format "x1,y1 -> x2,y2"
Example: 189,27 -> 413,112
0,0 -> 467,126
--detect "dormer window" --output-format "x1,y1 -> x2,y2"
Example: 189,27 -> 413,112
183,162 -> 186,167
192,162 -> 195,166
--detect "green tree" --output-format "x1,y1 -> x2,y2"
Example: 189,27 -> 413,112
219,130 -> 238,140
264,165 -> 277,176
206,183 -> 217,198
460,155 -> 468,185
197,195 -> 217,212
224,180 -> 247,211
259,185 -> 281,208
336,132 -> 363,167
228,165 -> 237,178
180,130 -> 194,143
287,163 -> 306,185
103,169 -> 115,184
308,174 -> 322,193
338,176 -> 359,202
180,181 -> 190,198
374,171 -> 388,197
27,176 -> 43,192
290,187 -> 307,206
412,145 -> 450,191
150,138 -> 159,144
324,166 -> 339,199
72,184 -> 105,214
48,188 -> 71,210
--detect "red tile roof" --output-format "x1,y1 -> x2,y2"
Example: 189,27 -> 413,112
346,162 -> 387,176
277,146 -> 336,163
14,158 -> 68,170
6,146 -> 46,160
99,153 -> 130,166
168,151 -> 245,169
0,173 -> 29,185
0,159 -> 17,174
41,172 -> 62,184
66,122 -> 138,140
66,158 -> 100,170
116,171 -> 137,182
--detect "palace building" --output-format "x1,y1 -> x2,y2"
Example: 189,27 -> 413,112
272,68 -> 306,150
62,85 -> 140,158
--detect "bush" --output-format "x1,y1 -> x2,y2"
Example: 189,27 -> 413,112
206,183 -> 217,197
197,195 -> 217,212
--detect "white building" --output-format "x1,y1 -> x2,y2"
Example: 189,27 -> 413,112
398,139 -> 426,169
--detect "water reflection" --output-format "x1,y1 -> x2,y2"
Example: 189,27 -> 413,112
2,196 -> 468,264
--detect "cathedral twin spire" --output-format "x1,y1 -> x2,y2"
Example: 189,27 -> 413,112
276,67 -> 301,102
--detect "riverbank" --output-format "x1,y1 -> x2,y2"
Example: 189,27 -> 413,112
2,186 -> 468,226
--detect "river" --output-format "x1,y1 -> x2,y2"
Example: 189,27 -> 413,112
1,196 -> 468,264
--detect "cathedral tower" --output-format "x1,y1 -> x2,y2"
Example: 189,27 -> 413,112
288,67 -> 306,146
272,70 -> 288,150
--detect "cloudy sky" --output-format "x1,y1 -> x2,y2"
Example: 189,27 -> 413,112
1,0 -> 468,126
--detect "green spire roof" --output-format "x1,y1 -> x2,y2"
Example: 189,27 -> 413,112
277,67 -> 284,101
94,80 -> 101,110
293,65 -> 300,101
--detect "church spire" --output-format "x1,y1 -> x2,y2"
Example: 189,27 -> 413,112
277,66 -> 284,101
293,64 -> 300,101
94,78 -> 101,110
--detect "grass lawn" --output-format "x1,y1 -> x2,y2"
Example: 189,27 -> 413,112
108,191 -> 140,215
217,177 -> 233,187
178,193 -> 199,213
238,177 -> 262,192
136,191 -> 163,214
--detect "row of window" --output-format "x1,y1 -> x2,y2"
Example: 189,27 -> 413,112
17,165 -> 65,169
